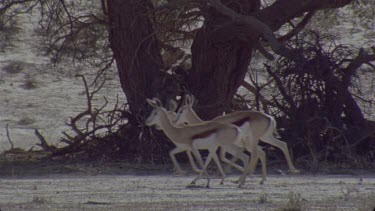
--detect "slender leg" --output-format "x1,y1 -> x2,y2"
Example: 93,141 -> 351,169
220,146 -> 248,173
190,150 -> 213,188
223,156 -> 238,174
189,147 -> 211,187
190,145 -> 226,187
260,135 -> 299,174
238,134 -> 261,188
186,151 -> 202,173
169,147 -> 188,174
240,147 -> 267,184
256,147 -> 267,184
238,148 -> 258,188
210,148 -> 226,185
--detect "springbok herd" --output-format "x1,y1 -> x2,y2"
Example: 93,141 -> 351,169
145,95 -> 300,188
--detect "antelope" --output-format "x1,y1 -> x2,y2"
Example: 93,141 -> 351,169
166,99 -> 251,174
145,98 -> 252,187
168,99 -> 267,185
174,95 -> 300,187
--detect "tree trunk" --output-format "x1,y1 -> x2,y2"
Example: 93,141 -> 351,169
106,0 -> 172,161
107,0 -> 163,119
187,0 -> 354,120
187,0 -> 260,120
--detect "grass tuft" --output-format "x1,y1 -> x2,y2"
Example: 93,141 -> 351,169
279,191 -> 304,211
258,191 -> 270,204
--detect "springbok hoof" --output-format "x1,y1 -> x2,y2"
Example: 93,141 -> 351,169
232,178 -> 240,184
185,184 -> 204,189
174,170 -> 187,176
289,169 -> 301,174
237,178 -> 245,188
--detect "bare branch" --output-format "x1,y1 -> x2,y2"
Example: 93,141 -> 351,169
0,0 -> 36,15
5,124 -> 14,150
54,74 -> 123,156
278,10 -> 316,43
241,80 -> 273,107
34,129 -> 56,152
76,74 -> 92,111
209,0 -> 305,61
342,47 -> 375,86
265,64 -> 296,111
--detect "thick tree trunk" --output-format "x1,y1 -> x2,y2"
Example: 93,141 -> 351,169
106,0 -> 178,162
107,0 -> 163,119
187,0 -> 260,120
187,0 -> 354,120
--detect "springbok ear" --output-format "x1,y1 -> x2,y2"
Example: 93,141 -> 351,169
153,97 -> 163,107
146,98 -> 157,108
185,94 -> 195,106
184,94 -> 191,105
189,95 -> 195,106
168,99 -> 178,111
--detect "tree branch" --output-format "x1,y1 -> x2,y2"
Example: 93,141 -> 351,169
209,0 -> 305,62
265,64 -> 296,111
254,0 -> 354,31
34,129 -> 56,152
5,124 -> 14,150
241,80 -> 273,107
278,10 -> 316,43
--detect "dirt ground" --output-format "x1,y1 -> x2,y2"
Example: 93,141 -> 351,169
0,153 -> 374,211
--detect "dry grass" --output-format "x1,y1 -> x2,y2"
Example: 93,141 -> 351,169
279,192 -> 305,211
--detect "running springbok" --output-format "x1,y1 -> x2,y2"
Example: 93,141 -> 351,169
167,99 -> 267,185
165,99 -> 251,174
174,95 -> 299,187
145,98 -> 253,187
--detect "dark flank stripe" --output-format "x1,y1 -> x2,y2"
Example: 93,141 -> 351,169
232,116 -> 251,127
192,129 -> 218,140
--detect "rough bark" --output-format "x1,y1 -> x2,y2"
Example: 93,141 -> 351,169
187,0 -> 260,120
186,0 -> 355,120
107,0 -> 164,119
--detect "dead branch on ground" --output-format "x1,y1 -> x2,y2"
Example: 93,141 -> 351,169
52,74 -> 124,156
34,129 -> 56,152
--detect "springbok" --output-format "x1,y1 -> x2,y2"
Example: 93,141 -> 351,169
165,99 -> 251,174
168,100 -> 267,185
145,98 -> 253,187
174,95 -> 299,187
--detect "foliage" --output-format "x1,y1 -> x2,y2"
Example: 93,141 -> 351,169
241,31 -> 375,168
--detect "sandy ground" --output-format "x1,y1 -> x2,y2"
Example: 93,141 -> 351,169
0,160 -> 374,211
